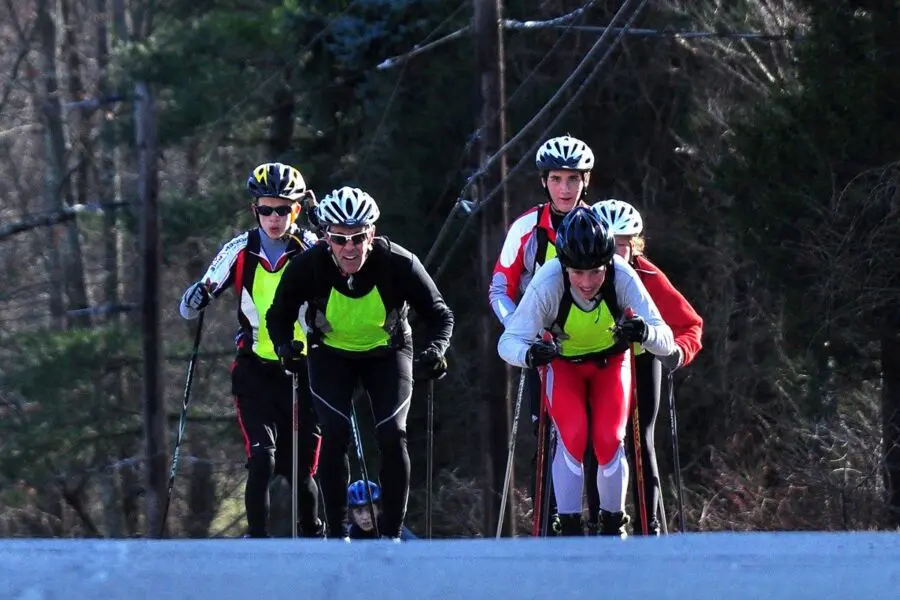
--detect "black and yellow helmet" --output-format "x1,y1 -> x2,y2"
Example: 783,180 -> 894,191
246,162 -> 307,202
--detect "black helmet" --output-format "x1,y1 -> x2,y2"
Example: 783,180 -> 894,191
555,206 -> 615,269
246,162 -> 307,201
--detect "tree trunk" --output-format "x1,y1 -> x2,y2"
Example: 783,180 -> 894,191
96,0 -> 120,311
34,0 -> 66,328
61,0 -> 92,215
475,0 -> 511,537
268,76 -> 295,159
136,79 -> 166,538
36,0 -> 90,329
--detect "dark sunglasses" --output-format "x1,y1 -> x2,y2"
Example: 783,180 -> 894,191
255,204 -> 292,217
326,231 -> 369,246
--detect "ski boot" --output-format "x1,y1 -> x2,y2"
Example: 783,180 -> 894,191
243,526 -> 269,538
598,510 -> 630,539
547,513 -> 562,536
300,518 -> 326,539
557,513 -> 585,536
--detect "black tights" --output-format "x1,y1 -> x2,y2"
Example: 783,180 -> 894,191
308,345 -> 413,539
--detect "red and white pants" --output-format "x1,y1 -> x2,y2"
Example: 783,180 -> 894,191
543,352 -> 632,514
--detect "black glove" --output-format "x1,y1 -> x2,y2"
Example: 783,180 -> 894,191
184,281 -> 211,311
525,339 -> 559,368
615,315 -> 648,344
413,346 -> 448,382
276,340 -> 306,373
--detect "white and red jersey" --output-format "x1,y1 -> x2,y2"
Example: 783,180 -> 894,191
489,203 -> 558,327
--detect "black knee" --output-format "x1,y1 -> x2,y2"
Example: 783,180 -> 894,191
247,449 -> 275,481
375,424 -> 406,449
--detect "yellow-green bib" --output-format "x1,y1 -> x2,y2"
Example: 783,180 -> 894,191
559,300 -> 618,358
323,287 -> 389,352
249,263 -> 305,360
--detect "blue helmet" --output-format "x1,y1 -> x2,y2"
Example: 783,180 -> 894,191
347,480 -> 381,507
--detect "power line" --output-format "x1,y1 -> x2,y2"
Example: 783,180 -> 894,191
503,22 -> 802,42
0,201 -> 131,241
377,1 -> 595,72
425,0 -> 652,279
379,18 -> 798,72
355,2 -> 469,181
420,0 -> 598,259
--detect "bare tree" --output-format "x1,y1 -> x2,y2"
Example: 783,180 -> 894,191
35,0 -> 90,329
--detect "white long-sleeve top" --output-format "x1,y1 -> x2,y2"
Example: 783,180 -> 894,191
497,255 -> 676,368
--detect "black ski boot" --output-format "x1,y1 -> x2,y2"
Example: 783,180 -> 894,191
300,518 -> 326,539
557,513 -> 585,536
598,510 -> 630,538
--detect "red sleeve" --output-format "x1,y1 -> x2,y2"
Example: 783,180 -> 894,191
634,255 -> 703,367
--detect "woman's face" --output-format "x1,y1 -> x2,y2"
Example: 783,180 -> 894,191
614,235 -> 632,261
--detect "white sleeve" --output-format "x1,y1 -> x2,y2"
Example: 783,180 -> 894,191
489,210 -> 539,326
489,272 -> 518,327
497,260 -> 563,367
612,256 -> 676,357
178,232 -> 248,320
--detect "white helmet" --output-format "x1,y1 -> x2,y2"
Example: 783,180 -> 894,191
592,199 -> 643,236
535,135 -> 595,172
317,186 -> 380,228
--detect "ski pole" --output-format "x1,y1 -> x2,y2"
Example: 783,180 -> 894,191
539,424 -> 556,536
291,372 -> 299,539
350,396 -> 379,538
657,471 -> 669,535
624,308 -> 649,535
497,368 -> 527,538
667,370 -> 686,532
532,400 -> 548,537
426,379 -> 435,540
159,311 -> 205,538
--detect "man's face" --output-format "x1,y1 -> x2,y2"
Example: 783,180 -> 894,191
543,170 -> 589,213
325,224 -> 375,274
566,264 -> 607,301
253,196 -> 297,240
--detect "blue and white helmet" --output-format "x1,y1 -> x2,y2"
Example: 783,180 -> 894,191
592,199 -> 643,236
348,480 -> 381,507
317,186 -> 380,228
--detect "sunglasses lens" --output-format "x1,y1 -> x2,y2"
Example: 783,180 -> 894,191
328,231 -> 368,246
256,205 -> 291,216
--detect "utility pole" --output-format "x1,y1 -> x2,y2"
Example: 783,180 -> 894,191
475,0 -> 512,537
136,79 -> 166,538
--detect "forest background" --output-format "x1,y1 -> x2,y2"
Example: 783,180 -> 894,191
2,0 -> 899,538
